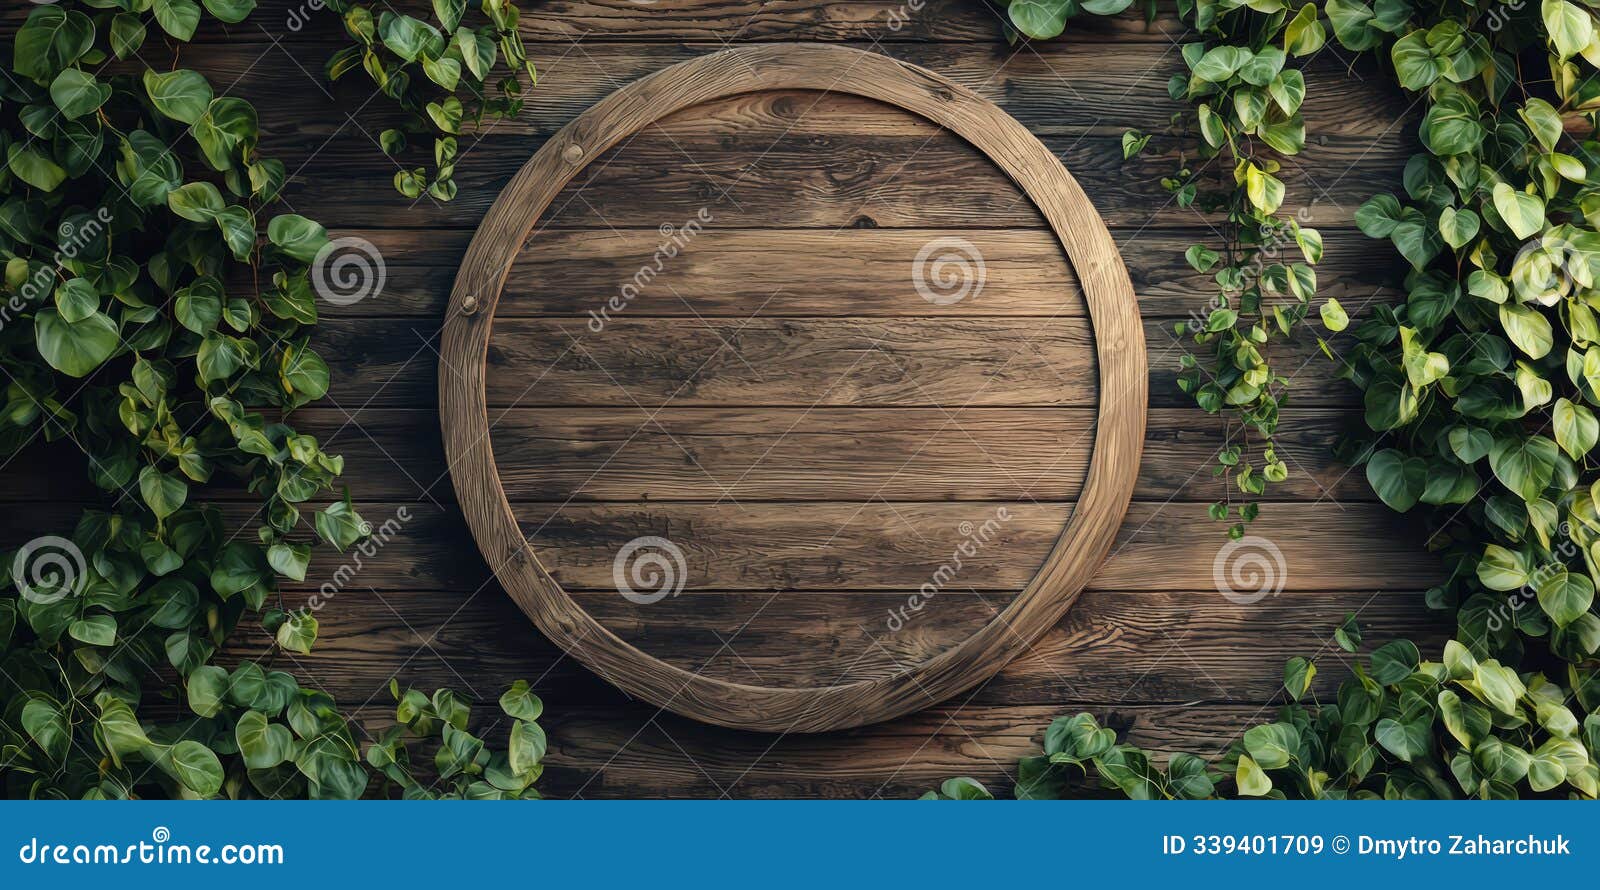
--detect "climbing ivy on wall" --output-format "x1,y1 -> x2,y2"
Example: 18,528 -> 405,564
0,1 -> 543,799
928,0 -> 1600,799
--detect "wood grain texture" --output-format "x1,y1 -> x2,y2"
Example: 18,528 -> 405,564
8,406 -> 1373,504
312,315 -> 1363,408
174,40 -> 1407,139
0,2 -> 1429,795
0,500 -> 1440,596
275,129 -> 1402,230
234,588 -> 1445,705
440,44 -> 1146,732
303,226 -> 1402,320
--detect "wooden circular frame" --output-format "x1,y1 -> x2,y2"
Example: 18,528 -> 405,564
440,44 -> 1146,733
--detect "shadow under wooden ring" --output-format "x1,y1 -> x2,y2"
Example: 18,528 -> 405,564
439,43 -> 1146,733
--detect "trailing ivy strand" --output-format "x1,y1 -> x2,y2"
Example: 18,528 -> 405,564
929,0 -> 1600,799
323,0 -> 539,201
0,2 -> 543,799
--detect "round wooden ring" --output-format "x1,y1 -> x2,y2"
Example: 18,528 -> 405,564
440,44 -> 1146,733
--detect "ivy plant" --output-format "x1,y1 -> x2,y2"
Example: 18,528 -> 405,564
927,0 -> 1600,799
322,0 -> 537,201
1017,0 -> 1323,537
0,2 -> 544,799
934,623 -> 1597,799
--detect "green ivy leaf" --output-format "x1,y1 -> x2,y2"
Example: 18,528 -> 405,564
1008,0 -> 1077,40
108,13 -> 148,58
203,0 -> 258,24
499,680 -> 544,722
7,144 -> 68,192
138,466 -> 188,519
236,711 -> 295,769
267,214 -> 330,263
68,614 -> 117,647
1493,183 -> 1546,240
13,7 -> 95,84
185,664 -> 228,717
34,309 -> 119,377
276,610 -> 318,655
1235,754 -> 1272,796
1488,435 -> 1560,501
1498,303 -> 1554,358
1366,448 -> 1424,512
1537,571 -> 1595,627
1242,722 -> 1299,769
21,698 -> 70,762
1374,716 -> 1431,762
164,739 -> 224,796
267,542 -> 311,582
1370,640 -> 1421,684
1437,206 -> 1479,249
1319,297 -> 1349,331
143,69 -> 214,124
1543,0 -> 1593,59
1283,656 -> 1316,701
1284,4 -> 1326,56
49,69 -> 112,120
1555,398 -> 1599,460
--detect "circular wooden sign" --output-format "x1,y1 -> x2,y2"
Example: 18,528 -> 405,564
440,44 -> 1145,732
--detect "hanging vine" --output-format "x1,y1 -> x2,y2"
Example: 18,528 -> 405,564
931,0 -> 1600,799
0,2 -> 544,799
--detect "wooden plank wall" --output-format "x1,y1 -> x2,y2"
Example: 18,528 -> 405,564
0,0 -> 1448,797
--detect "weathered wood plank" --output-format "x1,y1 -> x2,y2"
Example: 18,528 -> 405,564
308,316 -> 1362,408
234,587 -> 1444,708
0,501 -> 1440,594
177,41 -> 1406,140
276,129 -> 1402,230
307,226 -> 1402,320
518,501 -> 1438,592
0,406 -> 1373,504
488,317 -> 1098,406
37,0 -> 1163,45
475,406 -> 1371,503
